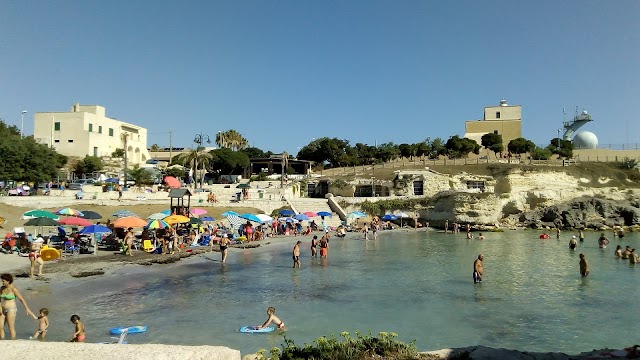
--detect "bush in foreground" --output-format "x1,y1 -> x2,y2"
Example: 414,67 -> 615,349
256,331 -> 437,360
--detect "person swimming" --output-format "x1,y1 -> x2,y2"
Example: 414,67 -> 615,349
569,236 -> 577,250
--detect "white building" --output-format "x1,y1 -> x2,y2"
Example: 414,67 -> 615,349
33,104 -> 150,165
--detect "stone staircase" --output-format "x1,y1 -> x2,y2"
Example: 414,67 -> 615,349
286,198 -> 344,229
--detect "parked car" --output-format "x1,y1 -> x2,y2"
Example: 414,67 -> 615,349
68,182 -> 84,190
75,179 -> 96,185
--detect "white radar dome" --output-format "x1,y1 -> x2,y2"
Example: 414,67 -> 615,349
572,131 -> 598,149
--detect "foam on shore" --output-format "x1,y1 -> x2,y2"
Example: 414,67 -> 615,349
2,340 -> 241,360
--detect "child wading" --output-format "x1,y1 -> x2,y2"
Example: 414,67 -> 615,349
257,306 -> 286,331
31,308 -> 49,340
70,314 -> 85,342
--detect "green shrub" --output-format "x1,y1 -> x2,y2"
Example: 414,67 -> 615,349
256,331 -> 425,360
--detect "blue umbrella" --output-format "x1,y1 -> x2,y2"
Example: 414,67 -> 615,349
293,214 -> 310,221
278,217 -> 298,223
201,216 -> 215,222
221,211 -> 239,217
160,209 -> 172,216
240,213 -> 262,223
105,178 -> 119,183
381,214 -> 398,221
80,224 -> 112,234
348,211 -> 366,219
279,209 -> 295,216
317,211 -> 332,217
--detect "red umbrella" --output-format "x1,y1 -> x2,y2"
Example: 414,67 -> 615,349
163,176 -> 181,188
58,217 -> 92,226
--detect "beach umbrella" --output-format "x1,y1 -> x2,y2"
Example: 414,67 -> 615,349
236,183 -> 251,189
221,211 -> 239,217
105,177 -> 119,183
113,216 -> 148,228
189,217 -> 203,225
255,214 -> 273,223
147,219 -> 170,230
147,212 -> 168,220
79,224 -> 111,234
347,211 -> 366,219
79,210 -> 103,220
239,213 -> 262,223
381,214 -> 398,221
190,208 -> 207,216
112,210 -> 137,218
278,217 -> 298,223
293,214 -> 310,221
317,211 -> 332,217
224,213 -> 243,234
21,210 -> 58,220
160,209 -> 172,215
58,217 -> 92,226
302,211 -> 318,218
279,209 -> 295,216
163,176 -> 181,188
164,214 -> 190,224
56,207 -> 83,216
394,212 -> 409,227
24,217 -> 59,226
201,216 -> 215,222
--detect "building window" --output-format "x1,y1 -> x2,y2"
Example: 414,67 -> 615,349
93,147 -> 98,156
54,122 -> 61,131
98,126 -> 102,134
466,181 -> 486,191
88,123 -> 93,132
68,139 -> 74,143
54,139 -> 60,143
495,111 -> 501,119
109,128 -> 114,136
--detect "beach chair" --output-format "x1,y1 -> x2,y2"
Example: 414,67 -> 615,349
142,240 -> 154,253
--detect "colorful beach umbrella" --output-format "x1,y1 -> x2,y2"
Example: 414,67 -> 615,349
317,211 -> 332,217
79,224 -> 111,234
147,219 -> 170,230
58,217 -> 93,226
160,209 -> 172,216
113,216 -> 148,228
56,207 -> 83,216
164,215 -> 190,224
147,212 -> 168,220
302,211 -> 318,217
21,210 -> 58,220
190,208 -> 207,216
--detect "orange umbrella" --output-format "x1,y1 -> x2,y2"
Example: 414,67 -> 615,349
164,214 -> 190,224
163,176 -> 181,188
113,216 -> 148,228
58,217 -> 92,226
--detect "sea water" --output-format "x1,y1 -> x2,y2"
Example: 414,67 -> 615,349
18,230 -> 640,355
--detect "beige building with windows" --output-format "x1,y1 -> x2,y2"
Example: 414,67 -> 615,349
33,104 -> 150,165
464,99 -> 522,147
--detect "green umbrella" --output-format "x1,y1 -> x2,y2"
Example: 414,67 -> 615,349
189,217 -> 203,225
22,210 -> 59,220
24,217 -> 59,226
236,183 -> 251,189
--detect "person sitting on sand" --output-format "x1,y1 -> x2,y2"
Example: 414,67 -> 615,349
257,306 -> 285,331
69,314 -> 85,342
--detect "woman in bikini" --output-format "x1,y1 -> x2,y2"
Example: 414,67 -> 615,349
1,273 -> 35,339
29,238 -> 44,277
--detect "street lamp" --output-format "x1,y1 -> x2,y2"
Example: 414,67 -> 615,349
193,133 -> 211,188
21,110 -> 27,138
557,128 -> 562,150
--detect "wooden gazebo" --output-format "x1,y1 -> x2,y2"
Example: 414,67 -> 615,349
168,188 -> 193,216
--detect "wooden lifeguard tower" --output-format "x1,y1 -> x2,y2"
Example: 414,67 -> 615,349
168,188 -> 193,216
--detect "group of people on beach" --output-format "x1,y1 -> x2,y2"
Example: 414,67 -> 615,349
1,273 -> 85,341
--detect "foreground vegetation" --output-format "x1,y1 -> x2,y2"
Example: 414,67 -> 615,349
256,331 -> 437,360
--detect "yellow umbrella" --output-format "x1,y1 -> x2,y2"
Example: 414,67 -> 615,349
164,215 -> 190,224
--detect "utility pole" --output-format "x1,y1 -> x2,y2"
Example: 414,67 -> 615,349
169,130 -> 173,164
122,132 -> 129,188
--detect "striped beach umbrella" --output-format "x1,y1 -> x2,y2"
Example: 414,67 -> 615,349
56,207 -> 83,216
147,219 -> 170,230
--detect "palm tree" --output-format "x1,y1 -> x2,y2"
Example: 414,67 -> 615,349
175,146 -> 212,188
216,129 -> 249,151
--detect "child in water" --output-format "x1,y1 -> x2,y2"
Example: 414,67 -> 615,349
70,314 -> 85,342
257,306 -> 286,331
30,308 -> 49,340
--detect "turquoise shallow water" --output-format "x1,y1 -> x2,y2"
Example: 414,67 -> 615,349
18,230 -> 640,355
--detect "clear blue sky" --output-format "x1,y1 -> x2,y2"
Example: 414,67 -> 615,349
1,1 -> 638,154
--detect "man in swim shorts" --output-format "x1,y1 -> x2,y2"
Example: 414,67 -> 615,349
473,254 -> 484,283
579,253 -> 589,277
292,241 -> 301,268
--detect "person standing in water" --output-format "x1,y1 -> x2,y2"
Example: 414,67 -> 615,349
292,241 -> 301,269
473,254 -> 484,283
310,235 -> 318,257
598,233 -> 609,248
579,253 -> 589,277
569,236 -> 578,250
219,234 -> 230,263
578,229 -> 585,242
